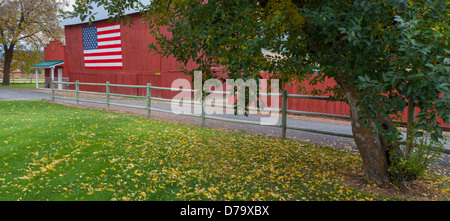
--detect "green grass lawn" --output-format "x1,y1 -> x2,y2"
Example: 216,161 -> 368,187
0,100 -> 448,201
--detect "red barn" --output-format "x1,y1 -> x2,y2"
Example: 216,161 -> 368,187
58,5 -> 448,127
59,7 -> 350,115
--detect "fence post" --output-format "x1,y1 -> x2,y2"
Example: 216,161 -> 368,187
51,79 -> 55,101
201,94 -> 206,127
106,81 -> 110,111
281,89 -> 288,139
35,70 -> 39,89
147,83 -> 151,118
75,80 -> 79,107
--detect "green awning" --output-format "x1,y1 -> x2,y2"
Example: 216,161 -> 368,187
31,60 -> 64,68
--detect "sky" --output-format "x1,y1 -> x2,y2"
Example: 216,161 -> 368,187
65,0 -> 75,11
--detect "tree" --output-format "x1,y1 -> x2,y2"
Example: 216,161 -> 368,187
0,0 -> 66,86
71,0 -> 449,186
12,43 -> 44,75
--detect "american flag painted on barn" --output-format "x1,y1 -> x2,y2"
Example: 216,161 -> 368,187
82,23 -> 122,69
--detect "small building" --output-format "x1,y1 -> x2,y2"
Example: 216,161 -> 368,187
1,68 -> 24,78
31,41 -> 68,89
10,69 -> 22,78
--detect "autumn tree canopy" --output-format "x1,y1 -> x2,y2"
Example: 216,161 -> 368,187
0,0 -> 66,85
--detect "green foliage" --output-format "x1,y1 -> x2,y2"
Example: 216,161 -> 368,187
11,44 -> 44,74
294,0 -> 449,144
145,0 -> 268,81
388,135 -> 447,187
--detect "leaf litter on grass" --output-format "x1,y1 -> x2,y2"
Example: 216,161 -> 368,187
0,100 -> 449,201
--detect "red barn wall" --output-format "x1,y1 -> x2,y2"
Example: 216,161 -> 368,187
282,76 -> 449,127
64,13 -> 193,98
44,40 -> 65,62
43,40 -> 68,78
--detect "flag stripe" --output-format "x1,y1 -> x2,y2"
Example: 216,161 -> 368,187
84,55 -> 122,60
97,36 -> 121,42
84,47 -> 122,54
97,25 -> 120,32
86,66 -> 123,69
85,62 -> 123,67
85,59 -> 123,63
97,29 -> 121,36
97,32 -> 121,39
84,51 -> 122,57
98,40 -> 121,46
98,44 -> 122,49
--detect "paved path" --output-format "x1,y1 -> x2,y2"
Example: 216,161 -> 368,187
1,88 -> 449,174
0,88 -> 52,100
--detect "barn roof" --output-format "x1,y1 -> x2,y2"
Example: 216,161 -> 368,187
61,0 -> 151,26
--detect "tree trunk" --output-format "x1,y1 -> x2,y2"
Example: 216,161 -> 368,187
345,88 -> 392,184
335,75 -> 404,185
2,44 -> 15,86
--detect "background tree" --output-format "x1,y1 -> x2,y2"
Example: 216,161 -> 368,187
0,0 -> 66,86
12,43 -> 44,75
71,0 -> 449,187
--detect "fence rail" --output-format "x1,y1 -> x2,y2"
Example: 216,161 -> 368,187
51,80 -> 450,154
0,77 -> 45,84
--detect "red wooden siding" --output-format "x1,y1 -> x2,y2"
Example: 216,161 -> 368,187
283,76 -> 351,117
282,76 -> 449,127
43,41 -> 68,79
64,13 -> 192,97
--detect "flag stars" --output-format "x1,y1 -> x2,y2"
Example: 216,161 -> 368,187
82,26 -> 98,50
